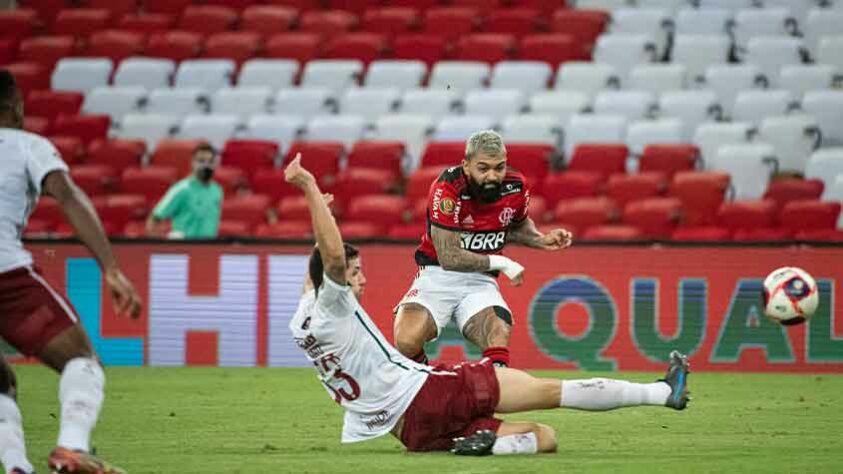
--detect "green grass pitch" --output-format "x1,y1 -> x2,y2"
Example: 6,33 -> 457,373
13,365 -> 843,473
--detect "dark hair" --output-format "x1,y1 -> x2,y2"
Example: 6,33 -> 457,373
309,243 -> 359,296
0,69 -> 17,110
193,143 -> 216,157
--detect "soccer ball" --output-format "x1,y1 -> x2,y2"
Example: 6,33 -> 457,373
762,267 -> 819,326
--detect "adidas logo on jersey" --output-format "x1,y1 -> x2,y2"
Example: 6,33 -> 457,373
462,215 -> 474,225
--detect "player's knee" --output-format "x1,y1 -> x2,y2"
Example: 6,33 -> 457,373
534,423 -> 558,453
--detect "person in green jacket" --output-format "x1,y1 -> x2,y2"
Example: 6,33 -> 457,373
146,143 -> 223,239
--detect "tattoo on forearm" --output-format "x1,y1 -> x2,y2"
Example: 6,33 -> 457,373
431,227 -> 490,272
507,220 -> 544,249
462,309 -> 512,348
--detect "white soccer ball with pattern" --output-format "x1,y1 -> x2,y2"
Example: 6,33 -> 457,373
762,267 -> 819,325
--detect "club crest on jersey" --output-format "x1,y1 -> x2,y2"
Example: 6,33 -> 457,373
440,197 -> 456,215
499,207 -> 516,226
460,231 -> 506,252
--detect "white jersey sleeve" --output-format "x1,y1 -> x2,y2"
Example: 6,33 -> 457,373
315,273 -> 356,319
24,135 -> 68,195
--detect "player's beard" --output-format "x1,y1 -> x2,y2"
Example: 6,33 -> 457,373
468,178 -> 502,203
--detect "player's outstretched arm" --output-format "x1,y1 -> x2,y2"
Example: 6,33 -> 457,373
508,218 -> 573,251
284,154 -> 347,285
431,226 -> 524,285
42,170 -> 142,318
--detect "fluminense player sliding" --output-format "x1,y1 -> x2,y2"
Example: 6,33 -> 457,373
0,70 -> 142,474
394,130 -> 573,367
285,152 -> 691,456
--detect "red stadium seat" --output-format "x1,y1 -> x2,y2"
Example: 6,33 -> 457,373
455,33 -> 516,64
30,198 -> 63,229
18,36 -> 75,70
485,9 -> 542,36
422,8 -> 479,41
387,0 -> 438,10
794,229 -> 843,241
204,32 -> 263,65
84,30 -> 146,65
300,10 -> 358,37
347,141 -> 405,180
406,166 -> 447,204
52,9 -> 112,37
0,9 -> 38,40
48,136 -> 85,165
554,196 -> 618,230
453,0 -> 504,8
335,168 -> 396,202
88,139 -> 146,174
25,90 -> 83,122
241,6 -> 298,37
528,194 -> 549,222
18,0 -> 65,27
717,200 -> 778,232
144,0 -> 192,16
551,9 -> 608,48
420,142 -> 463,169
346,195 -> 407,228
328,0 -> 380,15
278,195 -> 343,220
639,144 -> 699,178
339,221 -> 384,239
285,142 -> 345,188
119,14 -> 175,34
70,165 -> 115,196
0,40 -> 17,64
120,166 -> 178,203
146,31 -> 203,62
322,33 -> 388,64
763,178 -> 824,209
506,143 -> 553,187
100,194 -> 148,231
252,169 -> 299,203
541,171 -> 602,206
5,62 -> 49,96
204,0 -> 259,7
82,0 -> 138,20
24,218 -> 52,236
567,144 -> 628,180
23,116 -> 50,135
606,172 -> 666,208
222,194 -> 271,228
582,224 -> 643,241
266,33 -> 324,63
265,0 -> 322,11
254,221 -> 312,239
732,228 -> 792,241
671,226 -> 731,241
150,139 -> 207,178
388,222 -> 425,239
214,166 -> 247,195
668,171 -> 729,226
52,115 -> 110,146
393,34 -> 449,66
221,140 -> 279,177
623,197 -> 683,239
218,219 -> 251,237
361,8 -> 419,36
511,0 -> 566,15
519,34 -> 582,67
780,200 -> 841,232
177,6 -> 238,35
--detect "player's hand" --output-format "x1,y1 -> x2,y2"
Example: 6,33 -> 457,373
510,268 -> 524,287
284,153 -> 317,189
540,228 -> 573,251
104,268 -> 142,319
322,193 -> 334,205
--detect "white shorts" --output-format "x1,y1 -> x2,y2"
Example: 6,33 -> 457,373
395,265 -> 511,339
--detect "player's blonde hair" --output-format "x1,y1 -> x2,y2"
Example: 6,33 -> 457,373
465,130 -> 506,160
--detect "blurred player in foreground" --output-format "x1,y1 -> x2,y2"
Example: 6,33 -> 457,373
285,153 -> 691,455
0,70 -> 142,474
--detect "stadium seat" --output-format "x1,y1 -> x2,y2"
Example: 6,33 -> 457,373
779,200 -> 841,234
365,60 -> 427,90
758,115 -> 821,174
87,139 -> 146,175
567,144 -> 628,180
500,114 -> 560,146
23,115 -> 50,135
85,0 -> 140,19
806,148 -> 843,193
146,88 -> 207,118
674,7 -> 732,35
779,64 -> 837,100
51,58 -> 113,94
265,32 -> 324,64
505,143 -> 554,185
254,221 -> 312,239
406,166 -> 447,204
322,33 -> 388,64
745,37 -> 805,87
221,194 -> 271,229
419,142 -> 463,169
338,221 -> 384,239
149,139 -> 207,177
175,59 -> 235,92
464,89 -> 526,122
793,229 -> 843,241
593,90 -> 657,122
432,115 -> 496,141
265,0 -> 321,13
360,8 -> 419,36
252,169 -> 298,203
84,30 -> 145,65
639,145 -> 698,178
801,90 -> 843,146
221,140 -> 279,177
704,64 -> 767,118
49,136 -> 85,165
241,5 -> 298,36
30,198 -> 63,230
490,61 -> 551,93
116,114 -> 180,150
710,143 -> 778,200
119,14 -> 176,34
301,59 -> 364,92
625,119 -> 685,156
610,8 -> 672,59
399,88 -> 459,118
485,8 -> 541,36
806,10 -> 843,60
553,197 -> 619,231
563,114 -> 628,159
146,31 -> 203,62
345,195 -> 407,228
668,171 -> 729,226
52,115 -> 110,146
454,33 -> 516,64
392,34 -> 448,67
671,226 -> 730,241
528,91 -> 589,122
658,90 -> 721,140
177,5 -> 238,35
204,32 -> 263,65
697,0 -> 754,11
733,8 -> 792,55
761,0 -> 814,26
731,227 -> 792,241
246,114 -> 305,150
113,58 -> 175,90
120,166 -> 179,203
305,115 -> 366,148
339,87 -> 401,123
717,200 -> 778,234
274,88 -> 335,119
237,59 -> 298,91
517,35 -> 580,70
285,141 -> 345,186
82,87 -> 146,126
692,121 -> 754,165
19,36 -> 74,69
428,61 -> 490,92
300,10 -> 358,37
212,87 -> 272,119
622,197 -> 682,239
217,219 -> 251,237
99,194 -> 149,231
670,34 -> 730,84
763,178 -> 824,209
371,114 -> 434,163
25,91 -> 83,123
347,141 -> 405,180
0,39 -> 16,64
388,222 -> 425,240
553,62 -> 619,97
550,9 -> 609,47
0,9 -> 38,40
177,114 -> 242,150
628,64 -> 687,96
582,224 -> 644,241
204,0 -> 261,8
144,0 -> 192,15
526,194 -> 549,222
52,9 -> 112,38
593,34 -> 657,83
422,7 -> 478,41
732,90 -> 796,125
575,0 -> 626,11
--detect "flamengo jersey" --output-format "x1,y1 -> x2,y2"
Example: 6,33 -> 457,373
0,129 -> 67,273
416,166 -> 530,266
290,276 -> 439,443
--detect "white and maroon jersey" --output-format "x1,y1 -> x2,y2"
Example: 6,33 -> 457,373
0,129 -> 67,273
290,275 -> 438,443
415,166 -> 530,266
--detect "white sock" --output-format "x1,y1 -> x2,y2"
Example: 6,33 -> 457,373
560,378 -> 670,411
57,358 -> 104,452
492,432 -> 539,455
0,395 -> 33,474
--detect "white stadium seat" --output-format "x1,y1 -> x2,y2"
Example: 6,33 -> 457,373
817,37 -> 843,72
113,58 -> 174,90
464,89 -> 526,122
305,115 -> 367,148
211,87 -> 272,119
429,61 -> 491,92
146,88 -> 207,117
490,61 -> 552,93
636,0 -> 686,14
804,9 -> 843,59
237,60 -> 298,91
575,0 -> 629,11
733,8 -> 792,55
710,143 -> 777,200
758,114 -> 821,174
628,64 -> 687,95
659,89 -> 721,140
528,90 -> 590,122
118,114 -> 180,150
177,114 -> 242,150
593,34 -> 657,83
732,89 -> 795,125
626,118 -> 685,155
372,114 -> 434,166
82,87 -> 146,126
674,8 -> 732,35
610,8 -> 672,58
554,62 -> 619,96
174,59 -> 235,92
806,148 -> 843,196
274,88 -> 334,119
300,60 -> 364,93
500,114 -> 560,146
365,60 -> 427,90
704,64 -> 767,118
671,35 -> 730,84
246,114 -> 305,152
563,114 -> 628,159
801,90 -> 843,146
339,87 -> 401,123
432,115 -> 496,142
51,58 -> 112,94
745,36 -> 805,87
763,0 -> 814,27
778,64 -> 838,99
399,88 -> 460,118
696,0 -> 755,12
693,121 -> 755,165
593,90 -> 657,121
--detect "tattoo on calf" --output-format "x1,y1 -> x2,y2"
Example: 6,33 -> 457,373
462,308 -> 512,348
